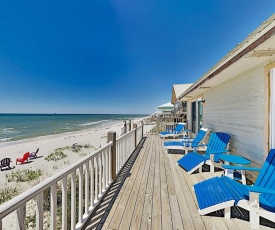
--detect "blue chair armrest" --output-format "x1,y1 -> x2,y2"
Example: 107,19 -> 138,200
244,185 -> 275,195
222,165 -> 261,171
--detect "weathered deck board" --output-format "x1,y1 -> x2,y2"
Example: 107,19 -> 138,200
99,135 -> 274,230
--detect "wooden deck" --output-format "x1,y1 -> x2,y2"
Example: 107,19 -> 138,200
83,135 -> 275,230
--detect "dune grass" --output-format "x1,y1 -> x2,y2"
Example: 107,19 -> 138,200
0,186 -> 20,204
6,169 -> 42,183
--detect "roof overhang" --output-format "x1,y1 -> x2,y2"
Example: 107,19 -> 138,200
171,83 -> 193,104
179,14 -> 275,100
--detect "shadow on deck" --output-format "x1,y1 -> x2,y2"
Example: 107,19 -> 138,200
82,137 -> 147,230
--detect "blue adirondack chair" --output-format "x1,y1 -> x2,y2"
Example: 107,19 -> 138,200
163,127 -> 209,154
177,132 -> 231,174
159,123 -> 188,139
193,149 -> 275,229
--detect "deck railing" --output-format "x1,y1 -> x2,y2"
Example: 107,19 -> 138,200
0,124 -> 143,230
144,121 -> 177,134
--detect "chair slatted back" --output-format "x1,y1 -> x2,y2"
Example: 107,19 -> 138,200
1,158 -> 11,167
174,123 -> 185,133
205,132 -> 231,162
191,128 -> 209,148
255,149 -> 275,208
23,152 -> 30,161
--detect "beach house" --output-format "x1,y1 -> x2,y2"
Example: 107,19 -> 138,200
157,102 -> 174,115
171,84 -> 193,117
178,14 -> 275,176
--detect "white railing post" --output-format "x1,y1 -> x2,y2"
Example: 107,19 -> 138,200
36,193 -> 43,230
133,123 -> 137,148
123,121 -> 127,134
50,183 -> 57,230
129,120 -> 131,131
107,131 -> 117,180
16,204 -> 26,230
62,177 -> 68,230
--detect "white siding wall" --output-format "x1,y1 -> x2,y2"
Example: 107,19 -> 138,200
199,65 -> 265,164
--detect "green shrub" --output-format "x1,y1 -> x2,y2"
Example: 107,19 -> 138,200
0,186 -> 20,204
25,214 -> 36,229
6,169 -> 42,182
45,151 -> 67,162
83,144 -> 92,149
71,143 -> 83,153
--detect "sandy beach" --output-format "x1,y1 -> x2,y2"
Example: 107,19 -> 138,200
0,119 -> 143,193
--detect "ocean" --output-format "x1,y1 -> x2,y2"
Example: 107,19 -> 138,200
0,114 -> 146,143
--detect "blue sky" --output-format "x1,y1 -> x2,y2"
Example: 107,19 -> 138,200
0,1 -> 274,114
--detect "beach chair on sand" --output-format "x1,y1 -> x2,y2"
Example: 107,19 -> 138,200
177,132 -> 231,174
163,127 -> 209,154
159,123 -> 188,139
193,149 -> 275,230
29,148 -> 39,159
16,152 -> 30,165
0,158 -> 12,171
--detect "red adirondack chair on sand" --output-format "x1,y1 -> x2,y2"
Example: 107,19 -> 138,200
16,152 -> 30,165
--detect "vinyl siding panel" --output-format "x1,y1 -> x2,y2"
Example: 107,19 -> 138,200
201,65 -> 265,164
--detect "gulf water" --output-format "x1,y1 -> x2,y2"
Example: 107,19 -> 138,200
0,114 -> 146,142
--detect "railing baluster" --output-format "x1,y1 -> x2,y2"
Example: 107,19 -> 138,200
98,153 -> 102,197
50,183 -> 57,230
117,142 -> 120,172
84,162 -> 89,216
102,150 -> 106,192
108,147 -> 112,183
78,166 -> 84,226
71,170 -> 76,230
62,177 -> 67,230
16,204 -> 26,230
105,148 -> 109,186
122,139 -> 125,166
90,157 -> 95,208
94,156 -> 98,203
36,193 -> 43,230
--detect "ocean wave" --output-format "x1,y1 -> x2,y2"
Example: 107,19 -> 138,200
0,137 -> 13,142
3,128 -> 14,131
59,127 -> 73,130
80,120 -> 109,127
2,129 -> 20,135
